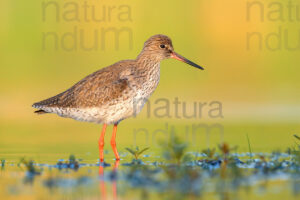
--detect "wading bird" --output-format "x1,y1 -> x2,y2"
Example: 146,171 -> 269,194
33,34 -> 204,162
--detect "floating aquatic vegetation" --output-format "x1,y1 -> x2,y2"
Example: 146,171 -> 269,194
20,158 -> 41,175
56,155 -> 80,171
20,158 -> 41,184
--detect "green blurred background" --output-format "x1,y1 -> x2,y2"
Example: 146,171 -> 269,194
1,0 -> 299,161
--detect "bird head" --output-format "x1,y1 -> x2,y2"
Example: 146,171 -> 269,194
140,34 -> 204,70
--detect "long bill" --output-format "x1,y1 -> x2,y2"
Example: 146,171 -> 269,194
171,52 -> 204,70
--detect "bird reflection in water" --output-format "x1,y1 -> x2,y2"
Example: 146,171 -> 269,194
99,160 -> 120,200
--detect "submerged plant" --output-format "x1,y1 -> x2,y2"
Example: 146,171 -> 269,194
124,162 -> 161,189
20,158 -> 41,184
294,134 -> 300,142
125,146 -> 150,161
1,159 -> 5,170
56,154 -> 80,170
202,148 -> 216,160
161,164 -> 202,198
20,158 -> 41,175
286,135 -> 300,166
246,134 -> 253,158
161,136 -> 191,165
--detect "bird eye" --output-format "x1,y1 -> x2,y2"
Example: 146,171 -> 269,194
160,44 -> 165,49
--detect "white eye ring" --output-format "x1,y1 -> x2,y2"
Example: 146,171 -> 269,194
160,44 -> 166,49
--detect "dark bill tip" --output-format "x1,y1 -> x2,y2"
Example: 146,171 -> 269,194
171,52 -> 204,70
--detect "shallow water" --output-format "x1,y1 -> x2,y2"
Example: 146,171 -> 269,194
1,150 -> 300,200
1,120 -> 300,199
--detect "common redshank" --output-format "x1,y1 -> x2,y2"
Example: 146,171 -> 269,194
33,34 -> 204,161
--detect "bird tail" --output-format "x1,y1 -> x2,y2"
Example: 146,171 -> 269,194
32,93 -> 63,114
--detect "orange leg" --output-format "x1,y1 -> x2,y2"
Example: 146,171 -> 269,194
111,124 -> 120,160
98,124 -> 107,162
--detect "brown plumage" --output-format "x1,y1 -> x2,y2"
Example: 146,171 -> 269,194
32,34 -> 203,161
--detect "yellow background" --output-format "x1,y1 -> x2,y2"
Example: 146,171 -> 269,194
0,0 -> 300,160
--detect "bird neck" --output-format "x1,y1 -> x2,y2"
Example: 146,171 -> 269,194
136,51 -> 162,69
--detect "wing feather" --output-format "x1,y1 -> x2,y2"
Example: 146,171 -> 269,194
33,60 -> 136,111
